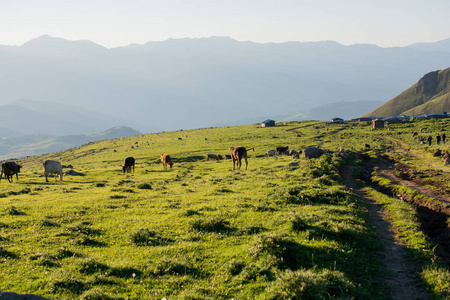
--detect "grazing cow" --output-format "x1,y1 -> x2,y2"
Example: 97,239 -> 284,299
122,157 -> 135,173
266,149 -> 276,157
275,146 -> 289,155
217,155 -> 223,160
1,162 -> 22,183
225,155 -> 232,160
229,146 -> 254,170
161,153 -> 173,169
43,160 -> 63,182
285,149 -> 298,156
304,147 -> 326,159
207,154 -> 220,161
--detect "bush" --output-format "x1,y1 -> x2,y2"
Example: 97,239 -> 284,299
190,217 -> 235,233
49,270 -> 86,294
130,228 -> 168,246
137,183 -> 152,189
251,233 -> 309,270
78,258 -> 109,274
266,269 -> 355,299
152,258 -> 196,276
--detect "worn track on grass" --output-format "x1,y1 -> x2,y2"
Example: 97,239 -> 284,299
342,165 -> 430,300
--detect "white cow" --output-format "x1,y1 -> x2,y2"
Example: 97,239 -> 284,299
43,160 -> 63,182
266,149 -> 276,157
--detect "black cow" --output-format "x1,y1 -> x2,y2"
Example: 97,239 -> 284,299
1,162 -> 22,183
122,157 -> 135,173
275,146 -> 289,155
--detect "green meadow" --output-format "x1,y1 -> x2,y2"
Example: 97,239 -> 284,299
0,119 -> 449,299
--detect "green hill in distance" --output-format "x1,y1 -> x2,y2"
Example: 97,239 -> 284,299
362,67 -> 450,117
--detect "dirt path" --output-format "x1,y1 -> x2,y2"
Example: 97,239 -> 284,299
342,165 -> 430,300
377,168 -> 450,205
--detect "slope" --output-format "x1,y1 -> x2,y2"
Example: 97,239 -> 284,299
363,67 -> 450,117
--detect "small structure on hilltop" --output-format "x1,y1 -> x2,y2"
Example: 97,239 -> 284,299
329,117 -> 344,124
372,118 -> 384,129
261,119 -> 275,127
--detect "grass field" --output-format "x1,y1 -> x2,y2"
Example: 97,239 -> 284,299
0,119 -> 449,299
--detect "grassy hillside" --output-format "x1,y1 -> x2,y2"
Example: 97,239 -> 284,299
0,120 -> 449,299
363,67 -> 450,117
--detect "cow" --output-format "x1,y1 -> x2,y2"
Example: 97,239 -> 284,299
43,160 -> 63,182
304,147 -> 326,159
224,155 -> 232,160
275,146 -> 289,155
122,157 -> 135,173
161,153 -> 173,169
207,154 -> 221,161
0,162 -> 22,183
266,149 -> 276,157
285,149 -> 298,156
229,146 -> 254,170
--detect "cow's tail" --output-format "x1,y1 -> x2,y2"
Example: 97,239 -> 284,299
248,148 -> 255,152
0,164 -> 3,182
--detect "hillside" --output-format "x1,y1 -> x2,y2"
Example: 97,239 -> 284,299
363,67 -> 450,117
0,119 -> 449,299
1,35 -> 449,131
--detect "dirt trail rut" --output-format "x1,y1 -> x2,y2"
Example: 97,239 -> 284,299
342,165 -> 430,300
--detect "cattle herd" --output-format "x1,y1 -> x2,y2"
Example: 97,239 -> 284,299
0,145 -> 316,183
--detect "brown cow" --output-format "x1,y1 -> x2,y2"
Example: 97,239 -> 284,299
229,147 -> 254,170
161,153 -> 173,169
1,162 -> 22,183
207,154 -> 221,161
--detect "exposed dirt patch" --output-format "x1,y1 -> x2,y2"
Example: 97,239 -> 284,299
342,165 -> 430,300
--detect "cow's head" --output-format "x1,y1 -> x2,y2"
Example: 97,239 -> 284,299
169,162 -> 173,169
122,165 -> 127,173
17,165 -> 22,172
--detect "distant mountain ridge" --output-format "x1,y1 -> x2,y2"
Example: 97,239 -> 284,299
363,67 -> 450,117
1,35 -> 449,132
0,99 -> 147,136
0,126 -> 141,160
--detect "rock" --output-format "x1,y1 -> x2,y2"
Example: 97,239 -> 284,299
0,291 -> 50,300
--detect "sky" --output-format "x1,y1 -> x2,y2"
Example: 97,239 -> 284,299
0,0 -> 449,48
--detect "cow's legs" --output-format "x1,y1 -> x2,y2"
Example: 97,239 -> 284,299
244,157 -> 248,170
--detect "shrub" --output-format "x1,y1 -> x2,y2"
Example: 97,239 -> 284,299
78,258 -> 110,274
250,233 -> 309,270
152,258 -> 195,276
5,206 -> 25,216
130,228 -> 168,246
190,217 -> 235,233
266,269 -> 355,299
49,270 -> 86,294
137,183 -> 152,190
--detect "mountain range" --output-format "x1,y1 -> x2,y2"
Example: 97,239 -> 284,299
363,67 -> 450,117
0,125 -> 141,160
1,35 -> 449,133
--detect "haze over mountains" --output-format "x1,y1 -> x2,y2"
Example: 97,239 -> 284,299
0,35 -> 449,159
1,35 -> 449,132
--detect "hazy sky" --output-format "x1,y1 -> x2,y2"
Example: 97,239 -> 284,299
1,0 -> 449,48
